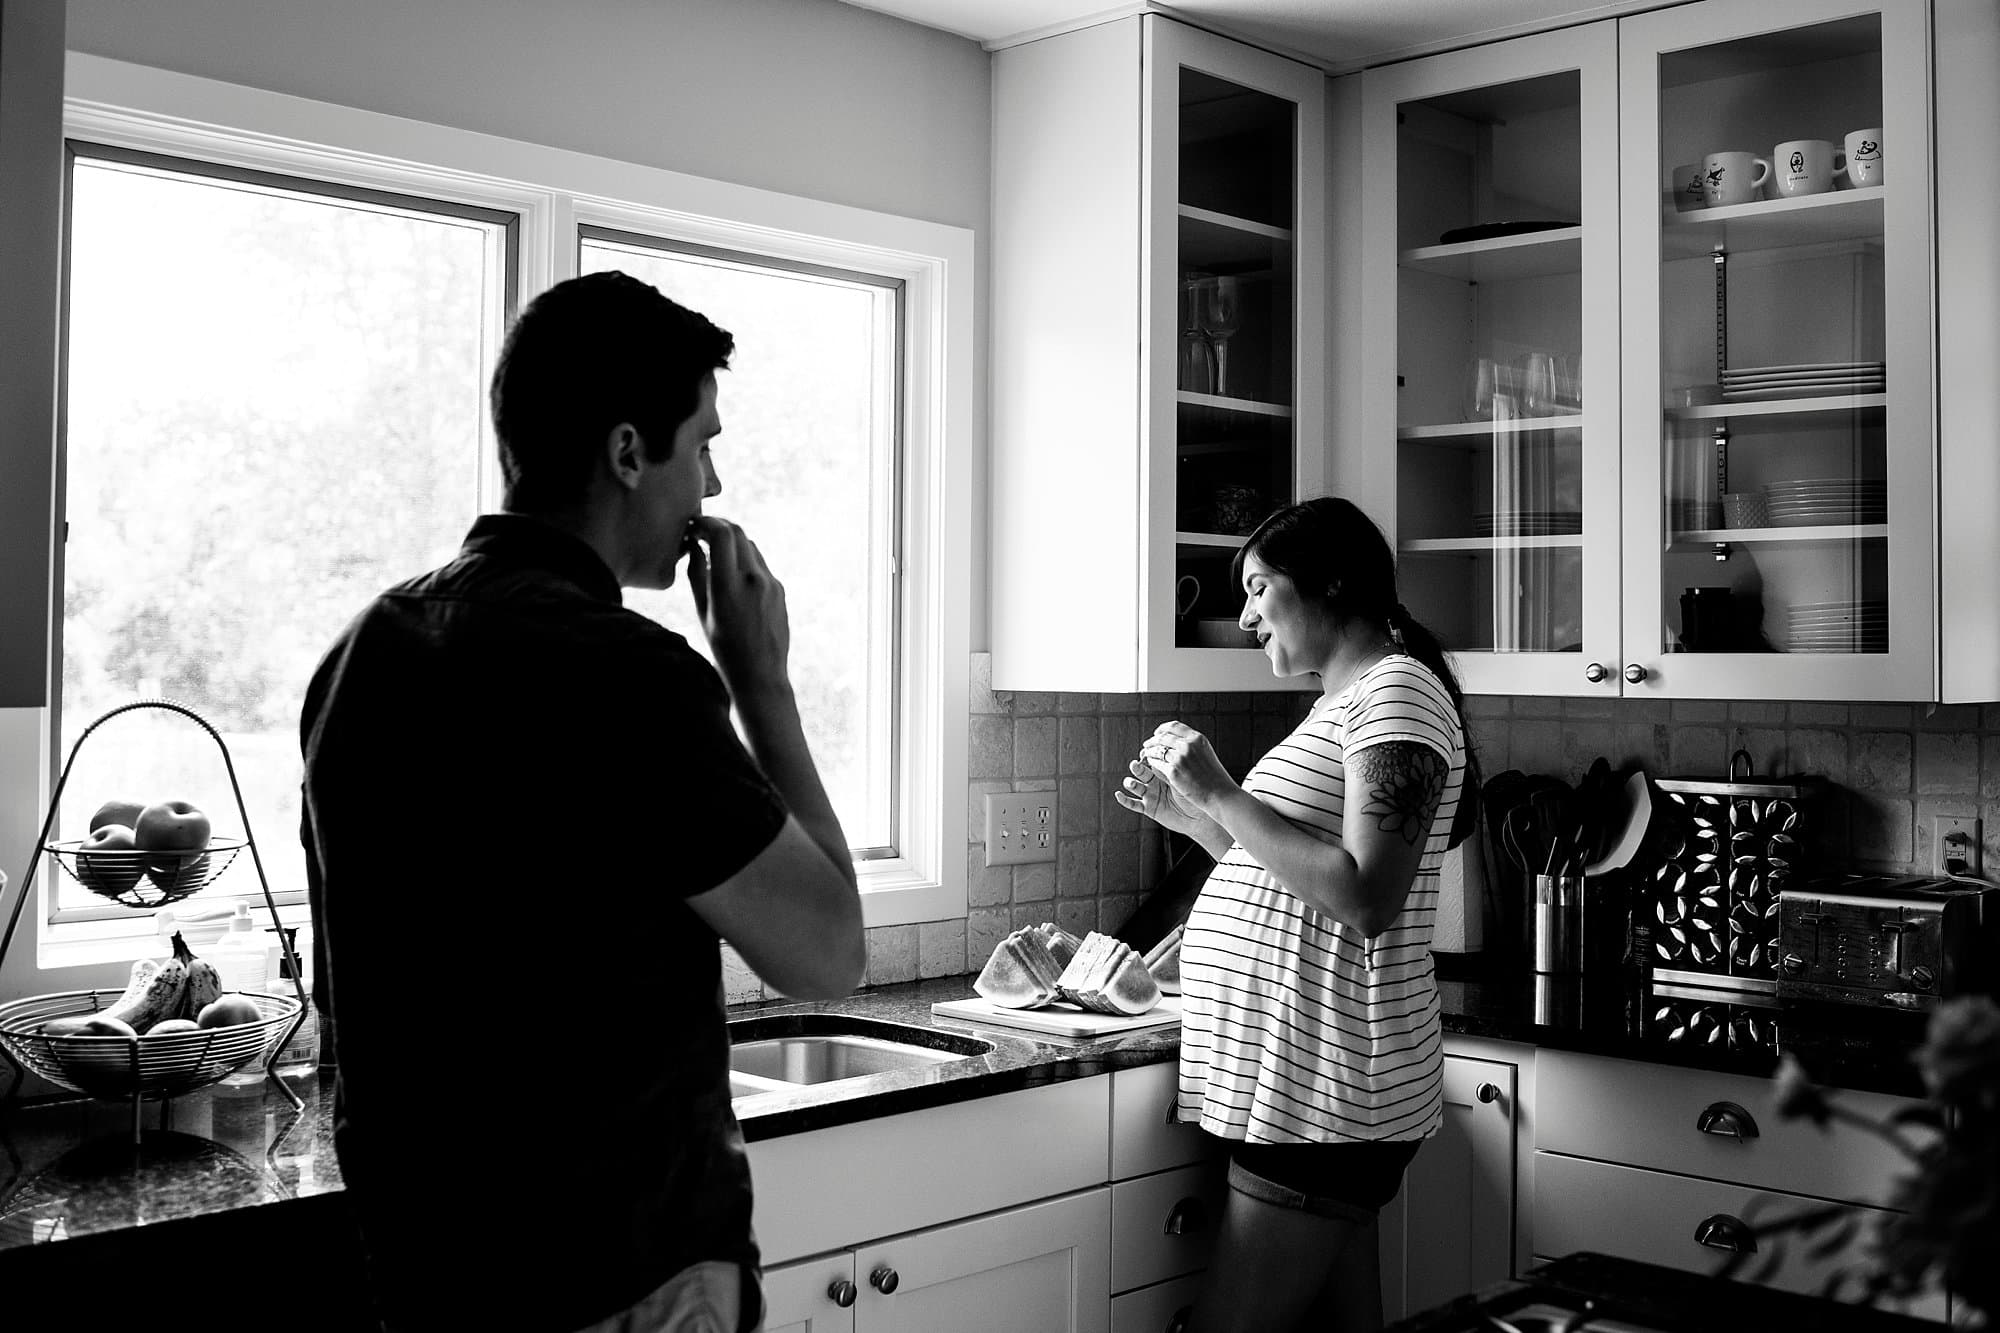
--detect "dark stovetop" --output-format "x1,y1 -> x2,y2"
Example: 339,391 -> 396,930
1389,1252 -> 1946,1333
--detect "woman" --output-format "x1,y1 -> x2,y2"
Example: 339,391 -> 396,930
1116,497 -> 1475,1333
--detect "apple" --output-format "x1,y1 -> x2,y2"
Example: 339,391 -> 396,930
144,1018 -> 201,1037
41,1014 -> 139,1038
75,822 -> 144,896
88,798 -> 147,832
196,994 -> 263,1029
134,799 -> 211,853
135,800 -> 213,890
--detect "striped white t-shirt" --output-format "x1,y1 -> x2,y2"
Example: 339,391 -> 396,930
1175,655 -> 1466,1145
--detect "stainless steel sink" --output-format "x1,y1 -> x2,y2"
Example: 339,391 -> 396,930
726,1015 -> 992,1096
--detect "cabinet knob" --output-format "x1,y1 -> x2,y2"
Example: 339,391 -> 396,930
827,1280 -> 858,1308
1694,1212 -> 1758,1254
1164,1197 -> 1207,1236
1623,663 -> 1649,684
1476,1082 -> 1501,1104
1584,662 -> 1609,683
1696,1099 -> 1760,1141
1166,1307 -> 1194,1333
869,1265 -> 900,1295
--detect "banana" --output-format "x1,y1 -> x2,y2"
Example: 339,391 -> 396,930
105,957 -> 161,1013
101,948 -> 189,1033
173,932 -> 222,1021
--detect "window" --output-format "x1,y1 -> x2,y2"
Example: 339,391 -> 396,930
579,229 -> 903,855
53,143 -> 516,920
29,56 -> 970,960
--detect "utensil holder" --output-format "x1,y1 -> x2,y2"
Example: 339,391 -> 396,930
1533,874 -> 1582,974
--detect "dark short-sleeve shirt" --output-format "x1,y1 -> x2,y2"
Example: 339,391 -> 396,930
299,513 -> 788,1330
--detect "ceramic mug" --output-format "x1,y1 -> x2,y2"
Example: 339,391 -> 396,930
1772,138 -> 1837,197
1174,574 -> 1200,617
1837,127 -> 1883,187
1670,163 -> 1706,213
1701,150 -> 1770,206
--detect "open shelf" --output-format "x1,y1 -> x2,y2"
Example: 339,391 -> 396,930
1667,393 -> 1886,420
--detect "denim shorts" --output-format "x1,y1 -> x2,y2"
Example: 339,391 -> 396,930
1220,1137 -> 1424,1224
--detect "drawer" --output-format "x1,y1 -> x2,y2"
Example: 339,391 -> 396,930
1111,1160 -> 1229,1294
1111,1273 -> 1203,1333
1110,1060 -> 1217,1179
1536,1049 -> 1922,1207
1532,1151 -> 1946,1323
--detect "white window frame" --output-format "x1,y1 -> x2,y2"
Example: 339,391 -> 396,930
26,53 -> 970,974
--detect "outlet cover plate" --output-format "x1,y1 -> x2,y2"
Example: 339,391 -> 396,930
985,793 -> 1056,866
1935,815 -> 1981,877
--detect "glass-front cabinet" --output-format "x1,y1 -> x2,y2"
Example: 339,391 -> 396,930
1358,1 -> 1932,700
1360,24 -> 1621,697
1619,0 -> 1932,700
992,16 -> 1324,692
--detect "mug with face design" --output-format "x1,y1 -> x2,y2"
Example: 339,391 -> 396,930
1669,163 -> 1707,213
1175,574 -> 1201,618
1836,127 -> 1883,187
1772,139 -> 1837,197
1700,151 -> 1770,206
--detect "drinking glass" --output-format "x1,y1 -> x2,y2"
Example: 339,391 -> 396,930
1178,277 -> 1213,393
1519,352 -> 1558,417
1199,276 -> 1244,398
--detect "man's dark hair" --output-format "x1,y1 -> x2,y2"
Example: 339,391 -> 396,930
491,271 -> 734,512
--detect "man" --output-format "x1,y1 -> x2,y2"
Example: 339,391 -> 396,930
300,271 -> 864,1331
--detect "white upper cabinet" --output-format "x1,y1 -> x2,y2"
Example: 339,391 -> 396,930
1356,0 -> 1938,700
992,15 -> 1326,692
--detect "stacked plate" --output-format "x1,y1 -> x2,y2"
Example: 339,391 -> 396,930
1787,600 -> 1888,653
1764,477 -> 1886,527
1720,361 -> 1885,401
1474,509 -> 1582,537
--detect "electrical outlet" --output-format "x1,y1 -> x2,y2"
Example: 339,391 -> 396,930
984,793 -> 1056,866
1934,815 -> 1981,878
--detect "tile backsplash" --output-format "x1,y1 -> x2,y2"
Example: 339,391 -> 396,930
719,657 -> 2000,1003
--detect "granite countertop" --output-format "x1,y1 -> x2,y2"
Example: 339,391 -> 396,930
0,961 -> 1934,1256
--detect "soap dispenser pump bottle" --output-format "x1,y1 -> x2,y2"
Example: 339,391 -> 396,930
211,902 -> 269,996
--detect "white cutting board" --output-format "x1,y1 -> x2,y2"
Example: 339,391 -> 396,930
931,993 -> 1183,1038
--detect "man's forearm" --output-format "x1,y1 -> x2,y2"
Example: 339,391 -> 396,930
735,684 -> 857,887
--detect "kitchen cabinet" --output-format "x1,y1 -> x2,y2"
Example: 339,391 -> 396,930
1358,1 -> 1936,700
1531,1048 -> 1948,1322
991,14 -> 1325,693
1378,1045 -> 1522,1324
1107,1060 -> 1226,1331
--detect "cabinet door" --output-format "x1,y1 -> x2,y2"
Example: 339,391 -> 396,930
991,16 -> 1324,694
1617,0 -> 1933,699
855,1188 -> 1112,1333
1360,23 -> 1622,698
1378,1054 -> 1517,1324
1143,17 -> 1326,691
763,1253 -> 858,1333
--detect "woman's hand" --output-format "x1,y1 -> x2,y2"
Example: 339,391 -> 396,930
1113,758 -> 1213,839
1136,721 -> 1236,818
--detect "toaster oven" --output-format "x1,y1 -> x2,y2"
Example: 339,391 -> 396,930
1776,873 -> 2000,1008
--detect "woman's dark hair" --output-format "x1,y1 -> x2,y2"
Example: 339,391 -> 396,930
1230,496 -> 1482,847
490,271 -> 734,513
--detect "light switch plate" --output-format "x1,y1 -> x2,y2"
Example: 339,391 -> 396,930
985,792 -> 1055,866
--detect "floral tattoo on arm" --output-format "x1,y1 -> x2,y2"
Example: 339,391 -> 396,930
1350,742 -> 1447,846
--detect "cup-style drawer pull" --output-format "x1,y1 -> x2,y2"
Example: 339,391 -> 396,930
827,1279 -> 858,1308
869,1265 -> 900,1294
1696,1100 -> 1760,1141
1694,1212 -> 1757,1254
1164,1197 -> 1207,1236
1166,1306 -> 1194,1333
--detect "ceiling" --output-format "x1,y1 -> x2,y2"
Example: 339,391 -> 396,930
837,0 -> 1670,73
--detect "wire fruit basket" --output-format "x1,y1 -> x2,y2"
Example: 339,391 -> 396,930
0,989 -> 299,1100
0,700 -> 310,1140
42,835 -> 249,910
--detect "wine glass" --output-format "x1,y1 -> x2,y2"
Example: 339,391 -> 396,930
1178,276 -> 1213,393
1199,276 -> 1244,398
